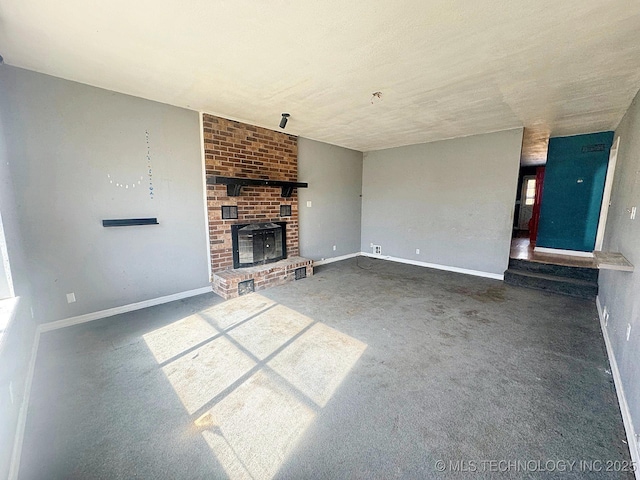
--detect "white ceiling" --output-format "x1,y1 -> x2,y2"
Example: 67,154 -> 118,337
1,0 -> 640,152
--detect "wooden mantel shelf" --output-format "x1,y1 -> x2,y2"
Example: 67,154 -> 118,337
594,251 -> 634,272
207,175 -> 308,197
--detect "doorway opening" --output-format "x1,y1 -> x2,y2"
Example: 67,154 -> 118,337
511,166 -> 546,261
510,127 -> 549,260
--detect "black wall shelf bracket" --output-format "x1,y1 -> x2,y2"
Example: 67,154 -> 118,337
227,184 -> 243,196
207,176 -> 308,198
281,186 -> 295,197
102,218 -> 159,227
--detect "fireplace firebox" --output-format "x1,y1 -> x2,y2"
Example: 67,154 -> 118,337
231,222 -> 287,269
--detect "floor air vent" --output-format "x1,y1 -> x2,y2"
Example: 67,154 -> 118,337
238,279 -> 254,296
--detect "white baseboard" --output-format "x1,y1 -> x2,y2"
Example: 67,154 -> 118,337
534,246 -> 594,258
313,252 -> 359,266
358,252 -> 504,280
8,323 -> 41,480
40,286 -> 213,333
596,296 -> 639,477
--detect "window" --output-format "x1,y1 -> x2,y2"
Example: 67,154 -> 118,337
524,178 -> 536,206
0,212 -> 14,299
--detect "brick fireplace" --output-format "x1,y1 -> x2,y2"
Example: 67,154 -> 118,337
203,114 -> 312,299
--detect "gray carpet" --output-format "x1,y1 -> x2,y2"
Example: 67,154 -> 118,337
18,258 -> 634,479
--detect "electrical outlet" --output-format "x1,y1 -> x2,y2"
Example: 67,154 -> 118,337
370,243 -> 373,248
333,245 -> 336,251
9,381 -> 14,405
373,245 -> 382,255
626,323 -> 632,341
415,248 -> 420,255
631,206 -> 637,220
66,292 -> 76,304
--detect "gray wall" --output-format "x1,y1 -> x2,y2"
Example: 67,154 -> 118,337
361,129 -> 523,275
0,66 -> 210,322
598,89 -> 640,451
298,138 -> 363,260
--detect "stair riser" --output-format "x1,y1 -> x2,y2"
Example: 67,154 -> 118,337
508,259 -> 599,282
504,272 -> 598,299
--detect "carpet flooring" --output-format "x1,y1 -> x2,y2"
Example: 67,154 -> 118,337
17,258 -> 634,479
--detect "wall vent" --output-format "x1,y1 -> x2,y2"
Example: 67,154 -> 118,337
238,279 -> 254,296
295,267 -> 307,280
221,205 -> 238,220
280,204 -> 292,217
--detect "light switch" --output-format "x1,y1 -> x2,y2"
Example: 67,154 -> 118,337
306,201 -> 312,208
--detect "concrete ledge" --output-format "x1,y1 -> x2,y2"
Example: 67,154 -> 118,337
534,246 -> 594,258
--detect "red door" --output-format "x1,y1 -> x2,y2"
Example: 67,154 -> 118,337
528,167 -> 545,244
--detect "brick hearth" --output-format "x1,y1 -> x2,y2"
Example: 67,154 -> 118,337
203,114 -> 312,299
212,257 -> 313,300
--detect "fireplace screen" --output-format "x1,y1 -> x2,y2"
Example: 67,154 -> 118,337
232,222 -> 287,269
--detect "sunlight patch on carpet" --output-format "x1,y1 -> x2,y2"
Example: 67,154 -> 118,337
161,336 -> 255,414
143,314 -> 218,364
144,293 -> 367,479
200,293 -> 276,330
198,370 -> 315,480
268,322 -> 367,407
228,304 -> 313,360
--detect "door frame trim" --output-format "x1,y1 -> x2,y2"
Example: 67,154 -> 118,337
594,136 -> 620,251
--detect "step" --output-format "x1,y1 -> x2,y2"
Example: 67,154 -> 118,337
508,258 -> 599,283
504,269 -> 598,299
